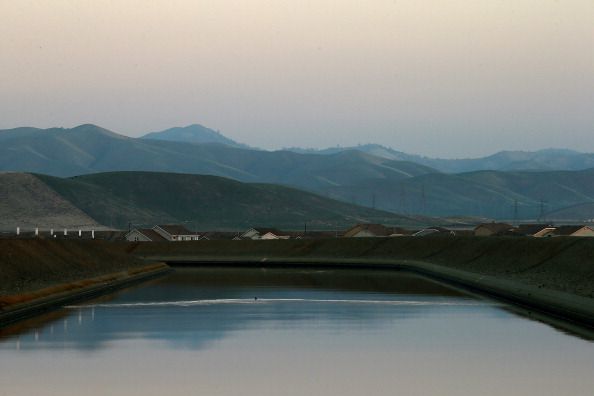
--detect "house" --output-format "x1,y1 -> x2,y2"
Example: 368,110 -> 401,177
199,231 -> 241,240
260,232 -> 290,240
241,228 -> 284,240
153,225 -> 200,241
550,225 -> 594,237
474,222 -> 513,237
343,224 -> 400,238
412,227 -> 455,237
516,224 -> 554,237
125,228 -> 167,242
532,227 -> 557,238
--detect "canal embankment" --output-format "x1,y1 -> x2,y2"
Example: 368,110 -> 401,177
2,237 -> 594,329
0,239 -> 169,325
126,236 -> 594,327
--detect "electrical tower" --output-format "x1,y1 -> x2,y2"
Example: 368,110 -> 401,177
538,199 -> 547,222
399,184 -> 407,214
421,184 -> 427,215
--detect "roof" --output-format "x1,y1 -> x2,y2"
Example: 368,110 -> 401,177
252,227 -> 283,235
154,224 -> 194,235
474,222 -> 513,234
285,231 -> 343,239
199,231 -> 241,240
343,224 -> 394,238
533,227 -> 556,237
412,227 -> 454,237
552,225 -> 590,236
135,228 -> 167,241
516,224 -> 554,236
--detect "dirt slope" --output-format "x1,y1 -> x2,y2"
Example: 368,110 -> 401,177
0,173 -> 102,231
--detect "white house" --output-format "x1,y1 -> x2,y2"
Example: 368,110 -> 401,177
260,232 -> 290,240
125,228 -> 167,242
153,224 -> 200,241
241,228 -> 285,240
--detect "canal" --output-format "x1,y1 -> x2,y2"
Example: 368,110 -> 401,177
1,267 -> 593,395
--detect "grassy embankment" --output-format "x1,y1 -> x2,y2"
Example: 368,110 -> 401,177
0,239 -> 168,317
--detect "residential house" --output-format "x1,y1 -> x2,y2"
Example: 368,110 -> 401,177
198,231 -> 241,240
343,224 -> 405,238
153,224 -> 200,241
474,222 -> 513,237
413,227 -> 455,237
550,225 -> 594,237
125,228 -> 167,242
533,227 -> 557,238
260,232 -> 290,240
241,228 -> 284,240
516,224 -> 554,237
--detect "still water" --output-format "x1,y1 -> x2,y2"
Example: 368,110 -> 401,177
1,267 -> 593,396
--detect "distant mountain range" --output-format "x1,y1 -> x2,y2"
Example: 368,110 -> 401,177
287,144 -> 594,173
142,124 -> 250,149
141,124 -> 594,173
0,172 -> 418,231
2,124 -> 594,221
0,124 -> 434,188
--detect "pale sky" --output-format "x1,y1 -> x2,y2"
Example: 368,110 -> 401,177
1,0 -> 593,157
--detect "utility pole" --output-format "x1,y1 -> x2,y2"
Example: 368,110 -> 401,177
399,184 -> 407,214
421,184 -> 427,215
538,199 -> 546,222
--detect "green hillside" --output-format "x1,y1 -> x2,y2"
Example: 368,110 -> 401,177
0,125 -> 436,191
324,169 -> 594,220
36,172 -> 420,230
5,125 -> 594,221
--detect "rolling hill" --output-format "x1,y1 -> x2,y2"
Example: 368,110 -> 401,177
31,172 -> 420,230
286,145 -> 594,173
4,124 -> 594,222
322,169 -> 594,220
0,125 -> 437,191
142,124 -> 250,148
0,173 -> 103,230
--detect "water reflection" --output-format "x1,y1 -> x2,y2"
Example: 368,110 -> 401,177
1,268 -> 489,351
1,268 -> 593,396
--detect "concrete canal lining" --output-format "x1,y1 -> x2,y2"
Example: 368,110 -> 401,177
127,236 -> 594,330
2,237 -> 594,332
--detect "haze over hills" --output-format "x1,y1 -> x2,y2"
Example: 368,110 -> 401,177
142,124 -> 250,149
0,125 -> 436,189
324,168 -> 594,221
15,172 -> 418,231
287,145 -> 594,173
3,124 -> 594,222
140,125 -> 594,173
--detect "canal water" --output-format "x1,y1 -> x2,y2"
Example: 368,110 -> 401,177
1,267 -> 593,396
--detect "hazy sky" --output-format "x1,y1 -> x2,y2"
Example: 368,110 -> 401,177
1,0 -> 593,157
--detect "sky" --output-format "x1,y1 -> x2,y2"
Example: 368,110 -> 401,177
1,0 -> 593,158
